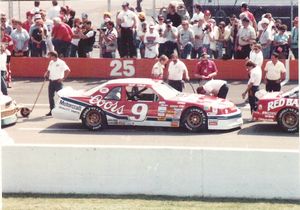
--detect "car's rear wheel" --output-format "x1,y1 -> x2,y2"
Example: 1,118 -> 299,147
181,108 -> 207,132
81,106 -> 106,131
277,108 -> 299,133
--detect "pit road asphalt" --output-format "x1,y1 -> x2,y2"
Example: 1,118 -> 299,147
2,79 -> 299,150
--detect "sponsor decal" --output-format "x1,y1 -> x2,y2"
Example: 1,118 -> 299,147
99,87 -> 109,94
171,121 -> 180,127
208,120 -> 218,126
59,100 -> 82,111
267,99 -> 299,111
157,117 -> 166,121
89,95 -> 125,115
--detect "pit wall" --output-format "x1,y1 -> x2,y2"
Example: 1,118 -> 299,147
11,58 -> 299,80
2,145 -> 300,199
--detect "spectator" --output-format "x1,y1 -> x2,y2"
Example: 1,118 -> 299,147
257,13 -> 275,39
202,23 -> 212,57
70,18 -> 81,57
167,53 -> 189,92
117,1 -> 137,58
30,19 -> 47,57
249,43 -> 263,68
11,20 -> 30,57
178,20 -> 194,59
290,17 -> 298,59
235,17 -> 256,59
197,79 -> 229,99
215,21 -> 228,59
224,15 -> 238,59
190,4 -> 204,24
1,14 -> 13,35
137,22 -> 147,58
52,17 -> 73,57
67,9 -> 76,28
166,3 -> 182,27
81,13 -> 89,24
48,0 -> 60,20
100,12 -> 111,29
40,9 -> 54,52
100,20 -> 118,58
240,2 -> 257,30
144,23 -> 159,59
242,60 -> 262,114
1,27 -> 13,88
194,52 -> 218,85
78,21 -> 96,58
259,18 -> 272,59
155,14 -> 166,57
22,11 -> 34,33
151,54 -> 169,79
191,17 -> 205,59
203,10 -> 211,23
208,19 -> 218,59
60,6 -> 68,23
163,19 -> 178,58
32,0 -> 41,14
273,24 -> 289,59
44,51 -> 70,116
0,44 -> 8,95
264,52 -> 286,92
177,2 -> 190,21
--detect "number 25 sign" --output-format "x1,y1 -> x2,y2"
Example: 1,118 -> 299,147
110,60 -> 135,77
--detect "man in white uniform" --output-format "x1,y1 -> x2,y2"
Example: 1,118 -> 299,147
167,53 -> 189,92
44,51 -> 70,116
197,79 -> 228,99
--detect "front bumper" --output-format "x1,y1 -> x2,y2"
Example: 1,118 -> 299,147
207,110 -> 243,130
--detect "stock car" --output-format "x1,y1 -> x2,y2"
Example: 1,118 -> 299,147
52,78 -> 243,132
0,93 -> 18,126
252,87 -> 299,133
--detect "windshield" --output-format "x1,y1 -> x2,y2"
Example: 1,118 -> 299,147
153,82 -> 180,100
282,87 -> 299,98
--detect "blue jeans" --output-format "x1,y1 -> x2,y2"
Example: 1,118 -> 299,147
52,39 -> 70,57
216,41 -> 223,59
191,47 -> 202,59
180,43 -> 193,59
70,44 -> 78,57
262,46 -> 271,59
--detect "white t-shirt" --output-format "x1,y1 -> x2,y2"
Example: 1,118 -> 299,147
155,23 -> 166,44
48,5 -> 60,20
190,12 -> 204,22
259,28 -> 272,45
144,31 -> 159,58
192,24 -> 204,49
168,60 -> 189,81
203,80 -> 227,94
264,60 -> 286,81
48,58 -> 70,80
249,50 -> 264,67
248,66 -> 262,86
152,61 -> 165,77
0,52 -> 7,72
117,10 -> 136,28
237,25 -> 256,46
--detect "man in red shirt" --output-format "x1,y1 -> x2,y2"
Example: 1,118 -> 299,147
194,52 -> 218,85
22,11 -> 34,32
52,17 -> 73,57
240,3 -> 257,30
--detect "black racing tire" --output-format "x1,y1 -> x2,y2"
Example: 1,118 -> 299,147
20,107 -> 31,118
81,106 -> 107,131
181,107 -> 207,132
277,108 -> 299,133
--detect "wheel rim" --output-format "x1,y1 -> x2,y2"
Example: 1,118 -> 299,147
86,110 -> 102,127
187,112 -> 202,128
282,112 -> 298,129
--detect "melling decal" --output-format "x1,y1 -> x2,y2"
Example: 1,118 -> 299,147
89,95 -> 124,115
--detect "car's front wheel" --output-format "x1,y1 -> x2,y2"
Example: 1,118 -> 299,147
181,107 -> 207,132
277,108 -> 299,133
81,106 -> 107,131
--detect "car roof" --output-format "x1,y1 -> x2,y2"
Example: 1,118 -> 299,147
105,78 -> 162,86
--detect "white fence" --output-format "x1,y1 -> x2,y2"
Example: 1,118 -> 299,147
2,145 -> 300,199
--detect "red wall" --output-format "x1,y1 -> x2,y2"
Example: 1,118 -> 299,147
10,57 -> 298,80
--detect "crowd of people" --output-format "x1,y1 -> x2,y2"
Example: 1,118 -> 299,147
0,0 -> 298,60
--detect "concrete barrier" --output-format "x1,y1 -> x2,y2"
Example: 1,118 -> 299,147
2,145 -> 299,199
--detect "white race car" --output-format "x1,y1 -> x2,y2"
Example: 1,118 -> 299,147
0,93 -> 18,126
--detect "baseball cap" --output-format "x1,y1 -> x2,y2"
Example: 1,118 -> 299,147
26,11 -> 34,17
34,14 -> 42,20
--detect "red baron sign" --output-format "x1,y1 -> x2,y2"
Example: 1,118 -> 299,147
267,99 -> 299,111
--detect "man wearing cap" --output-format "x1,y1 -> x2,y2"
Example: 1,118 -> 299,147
194,52 -> 218,85
144,23 -> 159,58
259,18 -> 272,59
163,19 -> 178,58
117,2 -> 137,58
167,53 -> 189,92
44,51 -> 70,116
264,52 -> 286,92
22,11 -> 34,33
235,17 -> 256,59
290,17 -> 298,59
197,79 -> 228,99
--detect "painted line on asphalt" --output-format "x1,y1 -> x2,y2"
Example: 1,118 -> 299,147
19,127 -> 86,131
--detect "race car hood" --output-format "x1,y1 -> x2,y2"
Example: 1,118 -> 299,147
0,95 -> 13,106
170,93 -> 235,109
255,90 -> 281,100
57,87 -> 85,98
